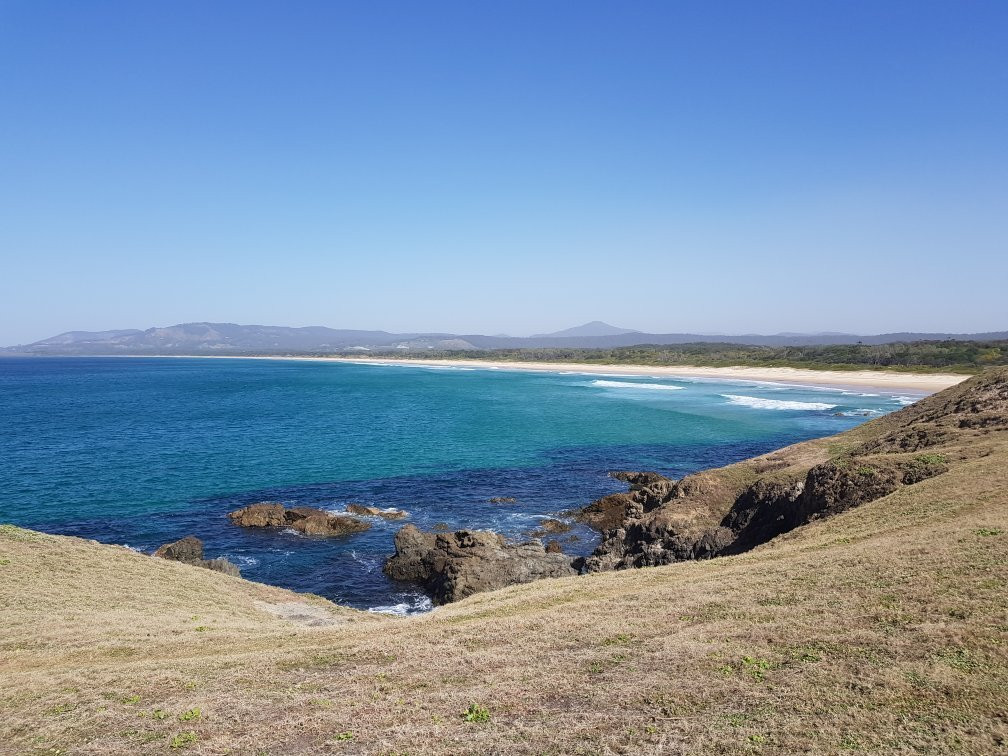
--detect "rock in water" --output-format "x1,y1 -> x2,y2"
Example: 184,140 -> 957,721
608,471 -> 672,489
528,518 -> 572,537
153,536 -> 241,576
153,535 -> 204,563
384,525 -> 577,605
227,502 -> 287,528
228,503 -> 370,537
345,503 -> 408,520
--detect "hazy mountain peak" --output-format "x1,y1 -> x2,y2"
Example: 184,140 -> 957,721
534,321 -> 640,338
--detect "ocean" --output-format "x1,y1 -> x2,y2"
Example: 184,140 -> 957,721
0,357 -> 919,614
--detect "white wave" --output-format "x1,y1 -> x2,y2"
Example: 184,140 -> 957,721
120,543 -> 144,553
368,594 -> 434,616
837,409 -> 883,417
349,549 -> 380,573
592,380 -> 684,391
227,555 -> 259,568
893,395 -> 919,406
720,394 -> 837,411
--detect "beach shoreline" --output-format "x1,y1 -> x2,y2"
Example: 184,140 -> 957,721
334,358 -> 965,392
78,353 -> 971,393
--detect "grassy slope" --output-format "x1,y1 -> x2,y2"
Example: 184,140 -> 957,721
2,379 -> 1007,754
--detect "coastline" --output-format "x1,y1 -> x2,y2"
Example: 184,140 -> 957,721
322,357 -> 967,393
34,353 -> 970,393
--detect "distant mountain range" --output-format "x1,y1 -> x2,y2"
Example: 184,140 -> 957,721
3,321 -> 1006,356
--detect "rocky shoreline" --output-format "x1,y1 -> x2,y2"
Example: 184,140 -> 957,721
146,369 -> 1005,609
381,368 -> 1004,603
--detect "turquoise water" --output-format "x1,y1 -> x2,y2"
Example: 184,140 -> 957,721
0,357 -> 918,612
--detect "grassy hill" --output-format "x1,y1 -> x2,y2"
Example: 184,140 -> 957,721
2,371 -> 1007,754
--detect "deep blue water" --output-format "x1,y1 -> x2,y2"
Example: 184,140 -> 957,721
0,357 -> 919,613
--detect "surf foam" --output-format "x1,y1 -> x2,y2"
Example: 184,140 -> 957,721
720,394 -> 837,411
592,380 -> 684,391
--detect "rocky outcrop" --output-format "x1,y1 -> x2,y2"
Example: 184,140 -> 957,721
609,471 -> 672,489
489,496 -> 517,504
228,503 -> 370,537
580,453 -> 956,571
573,368 -> 1008,572
346,504 -> 408,520
228,502 -> 287,528
154,536 -> 241,577
384,525 -> 577,605
576,492 -> 639,531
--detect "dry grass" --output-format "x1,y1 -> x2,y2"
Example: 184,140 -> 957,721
2,380 -> 1008,754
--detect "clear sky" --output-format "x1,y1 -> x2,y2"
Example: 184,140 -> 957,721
1,1 -> 1006,345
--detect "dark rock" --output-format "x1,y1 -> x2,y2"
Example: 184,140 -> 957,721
794,462 -> 901,523
384,525 -> 577,604
153,535 -> 204,564
901,457 -> 950,485
228,502 -> 287,528
577,492 -> 639,531
719,478 -> 806,554
545,540 -> 564,554
583,519 -> 734,572
153,536 -> 241,576
489,496 -> 517,504
608,471 -> 672,489
528,519 -> 571,537
229,503 -> 370,537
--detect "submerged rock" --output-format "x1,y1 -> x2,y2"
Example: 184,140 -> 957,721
384,524 -> 577,605
489,496 -> 518,504
154,536 -> 240,577
228,503 -> 370,537
528,518 -> 572,538
346,503 -> 408,520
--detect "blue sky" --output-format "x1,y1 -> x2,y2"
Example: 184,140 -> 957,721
1,1 -> 1005,344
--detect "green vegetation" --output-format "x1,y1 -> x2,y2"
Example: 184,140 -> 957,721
178,708 -> 200,722
365,340 -> 1008,373
461,704 -> 490,723
169,732 -> 197,749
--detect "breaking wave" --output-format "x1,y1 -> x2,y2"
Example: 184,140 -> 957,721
592,380 -> 685,391
720,394 -> 837,411
368,592 -> 434,616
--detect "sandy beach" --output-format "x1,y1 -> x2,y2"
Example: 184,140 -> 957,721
326,357 -> 967,393
102,354 -> 970,393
